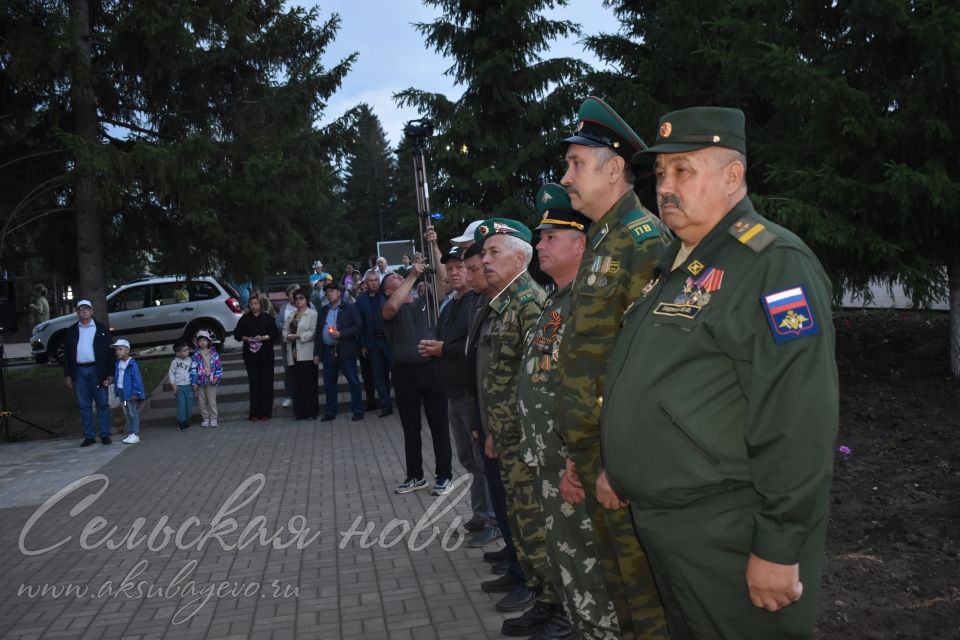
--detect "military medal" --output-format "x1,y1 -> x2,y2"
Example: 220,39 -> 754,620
596,275 -> 607,287
587,273 -> 597,286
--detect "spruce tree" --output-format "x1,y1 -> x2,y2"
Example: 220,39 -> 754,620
395,0 -> 590,229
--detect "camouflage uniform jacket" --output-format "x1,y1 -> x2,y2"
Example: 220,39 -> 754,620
517,283 -> 572,470
555,190 -> 672,462
480,270 -> 546,449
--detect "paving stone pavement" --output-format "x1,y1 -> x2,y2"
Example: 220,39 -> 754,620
0,355 -> 513,639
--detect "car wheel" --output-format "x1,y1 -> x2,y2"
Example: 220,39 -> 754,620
185,321 -> 225,346
47,331 -> 66,365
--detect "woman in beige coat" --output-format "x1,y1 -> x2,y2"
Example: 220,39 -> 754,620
284,290 -> 319,420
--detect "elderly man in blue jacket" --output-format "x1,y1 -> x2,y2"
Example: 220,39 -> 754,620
314,282 -> 364,421
63,299 -> 114,446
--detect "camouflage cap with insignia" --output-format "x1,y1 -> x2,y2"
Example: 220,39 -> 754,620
535,183 -> 591,233
633,106 -> 746,161
563,96 -> 647,162
474,218 -> 533,247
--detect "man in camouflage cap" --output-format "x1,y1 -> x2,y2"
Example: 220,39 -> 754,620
516,183 -> 624,639
474,219 -> 565,629
601,107 -> 838,639
554,96 -> 671,639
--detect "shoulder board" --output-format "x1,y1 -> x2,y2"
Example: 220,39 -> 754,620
620,209 -> 660,244
729,218 -> 777,252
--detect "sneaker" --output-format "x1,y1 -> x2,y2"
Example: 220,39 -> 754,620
122,434 -> 140,444
395,478 -> 428,494
178,422 -> 191,432
101,436 -> 112,445
282,397 -> 292,407
431,477 -> 453,496
468,525 -> 503,548
200,419 -> 210,428
210,420 -> 219,428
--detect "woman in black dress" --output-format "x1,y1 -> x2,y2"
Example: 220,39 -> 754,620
234,296 -> 280,421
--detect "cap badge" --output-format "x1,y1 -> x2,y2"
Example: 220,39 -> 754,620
575,121 -> 585,132
478,225 -> 489,236
712,135 -> 721,143
660,122 -> 672,138
542,191 -> 553,203
492,221 -> 515,234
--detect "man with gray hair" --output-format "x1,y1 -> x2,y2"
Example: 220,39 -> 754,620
474,219 -> 568,626
356,269 -> 392,416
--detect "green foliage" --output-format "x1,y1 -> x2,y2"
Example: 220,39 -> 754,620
1,0 -> 355,284
591,0 -> 960,307
395,0 -> 591,232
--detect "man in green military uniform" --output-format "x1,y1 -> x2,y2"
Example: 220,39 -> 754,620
475,219 -> 569,633
603,107 -> 839,639
517,183 -> 622,640
554,96 -> 670,639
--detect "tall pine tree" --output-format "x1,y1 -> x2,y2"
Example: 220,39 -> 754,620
395,0 -> 590,229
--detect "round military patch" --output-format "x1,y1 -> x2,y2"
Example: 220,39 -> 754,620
660,122 -> 672,138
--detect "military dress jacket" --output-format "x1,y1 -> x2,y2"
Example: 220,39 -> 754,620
555,190 -> 671,462
517,283 -> 572,470
602,196 -> 839,566
480,270 -> 546,449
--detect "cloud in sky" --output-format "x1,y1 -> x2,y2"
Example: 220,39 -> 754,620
304,0 -> 622,145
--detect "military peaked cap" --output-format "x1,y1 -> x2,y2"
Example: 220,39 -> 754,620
634,107 -> 746,160
563,96 -> 647,162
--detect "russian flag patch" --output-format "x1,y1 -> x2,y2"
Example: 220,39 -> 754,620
761,285 -> 819,344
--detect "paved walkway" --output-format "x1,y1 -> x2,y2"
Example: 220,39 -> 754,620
0,351 -> 510,639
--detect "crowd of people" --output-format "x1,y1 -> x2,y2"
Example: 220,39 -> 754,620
60,97 -> 839,640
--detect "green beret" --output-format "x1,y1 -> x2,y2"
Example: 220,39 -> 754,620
535,184 -> 590,233
474,218 -> 533,246
563,96 -> 647,162
633,107 -> 746,161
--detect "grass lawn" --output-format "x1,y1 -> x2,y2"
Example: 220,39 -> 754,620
2,358 -> 170,442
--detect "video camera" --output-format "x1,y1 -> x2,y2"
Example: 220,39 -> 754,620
403,118 -> 434,139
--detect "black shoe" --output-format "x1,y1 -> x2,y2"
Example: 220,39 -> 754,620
528,608 -> 574,640
495,586 -> 539,612
378,408 -> 393,417
81,437 -> 96,447
483,547 -> 509,563
463,515 -> 485,532
481,573 -> 525,594
178,422 -> 191,431
491,558 -> 510,575
366,401 -> 378,411
501,601 -> 555,637
101,436 -> 112,445
351,414 -> 363,421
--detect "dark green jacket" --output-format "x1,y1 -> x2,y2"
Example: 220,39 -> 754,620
602,196 -> 839,565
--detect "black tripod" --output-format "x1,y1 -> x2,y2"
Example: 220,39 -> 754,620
404,118 -> 441,329
0,338 -> 56,441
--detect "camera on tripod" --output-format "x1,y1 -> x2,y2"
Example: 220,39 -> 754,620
404,118 -> 434,139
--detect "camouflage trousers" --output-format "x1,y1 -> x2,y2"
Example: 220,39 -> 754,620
536,465 -> 622,639
498,441 -> 560,604
574,447 -> 669,640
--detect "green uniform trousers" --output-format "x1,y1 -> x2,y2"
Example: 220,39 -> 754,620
499,442 -> 560,604
631,488 -> 827,640
576,448 -> 668,639
536,465 -> 621,639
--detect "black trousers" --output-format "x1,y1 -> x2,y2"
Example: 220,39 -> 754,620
392,362 -> 452,481
359,350 -> 377,409
290,360 -> 319,419
243,356 -> 275,419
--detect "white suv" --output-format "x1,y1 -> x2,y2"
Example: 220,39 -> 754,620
31,276 -> 243,363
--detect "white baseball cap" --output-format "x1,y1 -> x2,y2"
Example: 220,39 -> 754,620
76,299 -> 93,309
312,260 -> 323,268
111,339 -> 130,349
452,220 -> 483,244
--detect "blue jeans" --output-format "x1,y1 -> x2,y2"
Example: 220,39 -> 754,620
122,399 -> 140,435
322,347 -> 363,417
176,385 -> 194,424
75,365 -> 111,439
